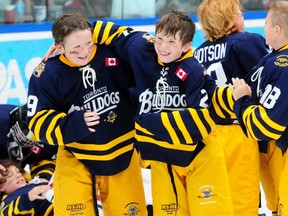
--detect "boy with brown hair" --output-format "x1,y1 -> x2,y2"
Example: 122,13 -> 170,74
27,13 -> 147,215
0,159 -> 53,216
92,10 -> 233,215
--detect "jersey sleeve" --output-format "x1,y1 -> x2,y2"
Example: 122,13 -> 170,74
212,85 -> 236,119
27,62 -> 90,146
29,159 -> 55,180
0,194 -> 35,216
135,107 -> 216,146
234,96 -> 286,141
1,184 -> 53,216
93,21 -> 144,61
234,71 -> 288,141
203,74 -> 236,120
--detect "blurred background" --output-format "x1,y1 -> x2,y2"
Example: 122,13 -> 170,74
0,0 -> 272,23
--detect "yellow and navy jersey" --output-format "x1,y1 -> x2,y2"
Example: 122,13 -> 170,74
234,46 -> 288,153
195,32 -> 269,123
135,108 -> 215,166
93,21 -> 216,166
29,159 -> 55,180
27,45 -> 136,175
0,183 -> 53,216
203,75 -> 236,122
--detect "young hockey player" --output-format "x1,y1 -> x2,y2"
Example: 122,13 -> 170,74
194,0 -> 270,215
26,13 -> 147,215
90,11 -> 233,215
230,1 -> 288,215
0,159 -> 54,216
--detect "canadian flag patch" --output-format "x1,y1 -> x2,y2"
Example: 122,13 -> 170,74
105,58 -> 119,66
30,145 -> 41,154
175,67 -> 188,81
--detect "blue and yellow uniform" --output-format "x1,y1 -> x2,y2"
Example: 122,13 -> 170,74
195,32 -> 269,216
0,182 -> 53,216
233,46 -> 288,216
27,45 -> 147,215
0,159 -> 55,216
93,21 -> 234,216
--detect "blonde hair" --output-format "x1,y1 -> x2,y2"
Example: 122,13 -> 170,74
197,0 -> 243,42
268,1 -> 288,37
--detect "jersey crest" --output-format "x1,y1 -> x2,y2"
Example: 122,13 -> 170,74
142,33 -> 155,43
274,54 -> 288,67
33,62 -> 45,78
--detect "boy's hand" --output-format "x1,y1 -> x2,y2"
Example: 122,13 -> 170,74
42,43 -> 62,62
229,77 -> 252,101
84,110 -> 100,132
28,185 -> 51,201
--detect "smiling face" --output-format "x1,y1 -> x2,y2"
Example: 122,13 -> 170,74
154,31 -> 191,64
60,29 -> 94,66
0,165 -> 26,195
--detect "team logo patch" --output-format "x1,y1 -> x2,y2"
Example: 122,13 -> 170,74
197,185 -> 217,205
33,62 -> 45,77
104,111 -> 117,123
142,33 -> 155,43
175,67 -> 188,81
124,202 -> 141,216
274,55 -> 288,67
105,57 -> 119,66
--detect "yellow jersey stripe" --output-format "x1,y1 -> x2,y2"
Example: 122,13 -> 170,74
161,112 -> 180,144
136,134 -> 197,151
66,130 -> 135,151
46,112 -> 65,144
173,111 -> 193,143
72,143 -> 133,160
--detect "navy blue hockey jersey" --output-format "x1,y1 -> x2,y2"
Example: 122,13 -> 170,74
0,183 -> 53,216
195,32 -> 269,122
27,45 -> 136,175
195,32 -> 269,85
93,21 -> 216,166
234,45 -> 288,153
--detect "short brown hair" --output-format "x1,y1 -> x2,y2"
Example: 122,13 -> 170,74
52,13 -> 93,45
155,10 -> 196,45
0,160 -> 23,185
